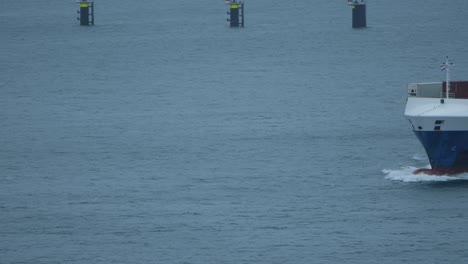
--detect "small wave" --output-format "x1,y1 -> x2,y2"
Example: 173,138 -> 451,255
382,166 -> 468,182
412,154 -> 427,161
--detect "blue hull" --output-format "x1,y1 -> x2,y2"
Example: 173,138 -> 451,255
413,131 -> 468,169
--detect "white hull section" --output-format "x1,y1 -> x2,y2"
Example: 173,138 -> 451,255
404,97 -> 468,132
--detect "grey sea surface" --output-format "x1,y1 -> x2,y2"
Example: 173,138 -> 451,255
2,0 -> 468,263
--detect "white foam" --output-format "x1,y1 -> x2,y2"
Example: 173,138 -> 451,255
382,166 -> 468,182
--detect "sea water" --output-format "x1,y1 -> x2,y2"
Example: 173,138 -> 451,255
1,0 -> 468,263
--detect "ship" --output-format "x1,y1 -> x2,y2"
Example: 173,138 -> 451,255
404,58 -> 468,175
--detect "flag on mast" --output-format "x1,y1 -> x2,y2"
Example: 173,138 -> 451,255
440,63 -> 446,71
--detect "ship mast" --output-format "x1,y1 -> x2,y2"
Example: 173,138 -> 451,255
444,56 -> 451,99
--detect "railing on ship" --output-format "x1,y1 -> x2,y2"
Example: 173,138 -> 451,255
441,92 -> 456,98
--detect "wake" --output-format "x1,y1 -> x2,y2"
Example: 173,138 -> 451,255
383,166 -> 468,182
